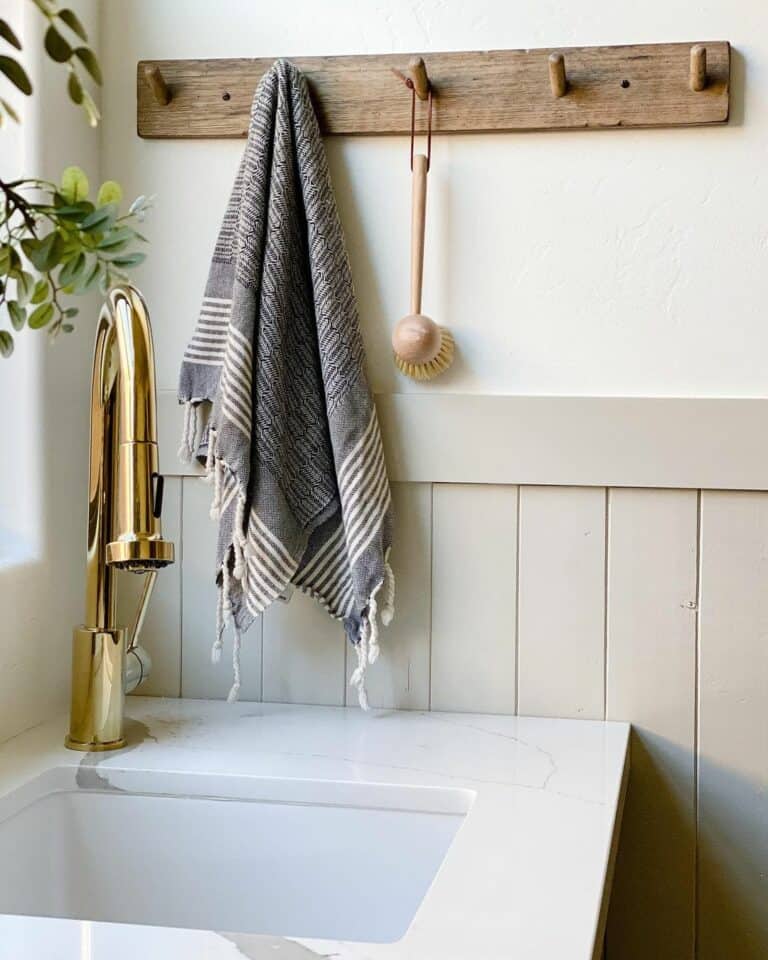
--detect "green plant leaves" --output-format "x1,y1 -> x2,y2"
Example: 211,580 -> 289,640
52,200 -> 94,221
0,244 -> 21,275
0,54 -> 32,95
0,96 -> 20,124
60,166 -> 89,203
80,88 -> 100,127
110,252 -> 146,269
16,271 -> 34,306
25,232 -> 64,272
44,25 -> 72,63
30,278 -> 49,304
0,18 -> 22,50
97,227 -> 134,251
1,174 -> 150,359
80,203 -> 117,233
57,9 -> 88,43
97,181 -> 123,206
8,300 -> 26,331
30,0 -> 57,15
73,46 -> 101,84
58,252 -> 86,287
28,302 -> 54,330
80,260 -> 102,291
67,68 -> 83,105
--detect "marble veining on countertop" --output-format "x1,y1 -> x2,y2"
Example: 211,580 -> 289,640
0,698 -> 629,960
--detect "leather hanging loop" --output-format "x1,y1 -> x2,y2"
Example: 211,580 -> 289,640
409,84 -> 433,172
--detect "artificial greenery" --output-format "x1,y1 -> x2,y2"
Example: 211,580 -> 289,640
0,1 -> 150,359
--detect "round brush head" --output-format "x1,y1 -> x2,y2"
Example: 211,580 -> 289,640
392,314 -> 454,381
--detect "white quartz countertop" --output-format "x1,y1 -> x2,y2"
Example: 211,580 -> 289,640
0,699 -> 629,960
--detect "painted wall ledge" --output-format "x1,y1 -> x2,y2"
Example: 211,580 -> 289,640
158,391 -> 768,491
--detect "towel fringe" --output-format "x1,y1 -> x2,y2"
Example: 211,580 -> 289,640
202,437 -> 395,714
202,426 -> 217,486
177,402 -> 200,463
210,458 -> 224,519
212,586 -> 224,664
350,633 -> 370,711
227,627 -> 242,702
381,560 -> 395,626
367,592 -> 380,665
232,493 -> 248,580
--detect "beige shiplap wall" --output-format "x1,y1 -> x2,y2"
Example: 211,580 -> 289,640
121,394 -> 768,960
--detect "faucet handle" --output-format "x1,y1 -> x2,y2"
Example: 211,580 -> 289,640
151,472 -> 165,519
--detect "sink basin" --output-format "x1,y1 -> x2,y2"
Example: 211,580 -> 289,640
0,766 -> 470,943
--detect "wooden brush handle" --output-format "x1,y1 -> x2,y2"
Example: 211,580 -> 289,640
410,153 -> 428,315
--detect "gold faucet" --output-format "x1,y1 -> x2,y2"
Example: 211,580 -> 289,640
66,285 -> 174,752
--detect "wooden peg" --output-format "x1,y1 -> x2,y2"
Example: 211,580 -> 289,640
690,44 -> 707,92
408,56 -> 430,101
548,52 -> 568,98
144,64 -> 171,105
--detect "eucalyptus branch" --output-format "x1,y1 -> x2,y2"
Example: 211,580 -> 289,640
0,167 -> 151,358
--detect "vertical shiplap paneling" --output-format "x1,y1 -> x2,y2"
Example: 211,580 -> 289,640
344,483 -> 432,709
698,491 -> 768,960
605,488 -> 698,960
262,592 -> 346,706
120,477 -> 182,697
517,486 -> 606,719
431,484 -> 518,713
181,477 -> 263,700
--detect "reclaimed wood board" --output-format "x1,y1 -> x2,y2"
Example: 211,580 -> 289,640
137,42 -> 730,138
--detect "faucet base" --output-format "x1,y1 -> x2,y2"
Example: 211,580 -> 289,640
66,626 -> 126,752
64,734 -> 126,752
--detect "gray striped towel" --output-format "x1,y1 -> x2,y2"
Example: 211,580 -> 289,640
178,59 -> 394,707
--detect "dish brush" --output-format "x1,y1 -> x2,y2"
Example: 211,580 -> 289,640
392,153 -> 454,380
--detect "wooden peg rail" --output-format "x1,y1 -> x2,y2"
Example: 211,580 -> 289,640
137,41 -> 730,139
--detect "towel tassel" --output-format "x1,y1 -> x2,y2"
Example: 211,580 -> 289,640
350,635 -> 370,711
367,591 -> 380,665
210,457 -> 224,519
350,617 -> 371,710
232,494 -> 248,580
177,402 -> 199,463
212,586 -> 224,664
203,427 -> 217,485
227,627 -> 242,702
381,560 -> 395,626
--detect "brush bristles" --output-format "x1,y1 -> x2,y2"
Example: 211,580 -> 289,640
394,328 -> 454,381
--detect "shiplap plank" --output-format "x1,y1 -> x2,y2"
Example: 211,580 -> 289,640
262,592 -> 346,706
517,486 -> 606,719
605,488 -> 698,960
344,482 -> 431,709
431,484 -> 517,713
180,477 -> 263,700
120,477 -> 182,697
698,492 -> 768,960
159,391 -> 768,491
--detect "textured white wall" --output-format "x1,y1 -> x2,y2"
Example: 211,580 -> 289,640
0,1 -> 100,742
101,0 -> 764,398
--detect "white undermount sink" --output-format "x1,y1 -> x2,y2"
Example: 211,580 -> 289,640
0,766 -> 469,943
